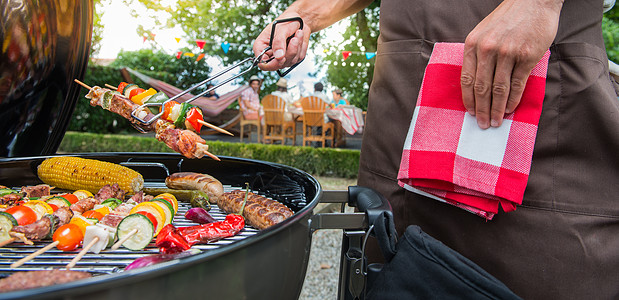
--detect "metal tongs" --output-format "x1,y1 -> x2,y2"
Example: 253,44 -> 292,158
131,17 -> 305,126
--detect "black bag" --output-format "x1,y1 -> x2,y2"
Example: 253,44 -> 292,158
366,215 -> 521,300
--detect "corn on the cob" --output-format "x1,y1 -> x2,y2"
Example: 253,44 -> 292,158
37,157 -> 144,194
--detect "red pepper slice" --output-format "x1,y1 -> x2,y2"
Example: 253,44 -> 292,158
178,214 -> 244,245
117,82 -> 129,94
155,224 -> 191,254
185,107 -> 203,132
129,88 -> 145,101
161,100 -> 179,122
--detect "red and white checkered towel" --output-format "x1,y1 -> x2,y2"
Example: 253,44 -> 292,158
397,43 -> 550,220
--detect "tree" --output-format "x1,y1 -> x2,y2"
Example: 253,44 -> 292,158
321,3 -> 379,110
603,9 -> 619,63
120,0 -> 377,105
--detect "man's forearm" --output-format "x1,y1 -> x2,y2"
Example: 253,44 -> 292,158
285,0 -> 374,33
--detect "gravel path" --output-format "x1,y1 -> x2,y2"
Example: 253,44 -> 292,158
299,228 -> 343,300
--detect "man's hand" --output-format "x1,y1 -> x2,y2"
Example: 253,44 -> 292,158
461,0 -> 563,129
253,12 -> 311,72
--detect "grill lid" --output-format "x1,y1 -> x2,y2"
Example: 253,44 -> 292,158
0,0 -> 93,157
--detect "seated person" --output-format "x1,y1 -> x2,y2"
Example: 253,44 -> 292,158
205,83 -> 219,100
271,78 -> 295,121
332,88 -> 350,107
311,82 -> 330,104
240,75 -> 263,120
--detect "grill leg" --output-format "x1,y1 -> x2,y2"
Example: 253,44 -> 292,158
338,230 -> 367,300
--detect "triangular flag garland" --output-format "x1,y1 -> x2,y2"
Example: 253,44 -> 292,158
195,39 -> 206,50
221,42 -> 230,54
142,35 -> 377,64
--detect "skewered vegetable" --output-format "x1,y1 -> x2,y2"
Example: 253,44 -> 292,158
129,202 -> 166,235
37,157 -> 144,194
53,224 -> 84,251
83,224 -> 115,254
116,214 -> 155,250
5,206 -> 37,226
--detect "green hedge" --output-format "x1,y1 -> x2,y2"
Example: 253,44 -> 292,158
58,132 -> 360,179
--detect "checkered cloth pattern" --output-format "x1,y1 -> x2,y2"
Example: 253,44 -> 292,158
397,43 -> 550,220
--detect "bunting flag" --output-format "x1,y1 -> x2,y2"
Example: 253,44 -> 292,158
196,53 -> 205,62
143,36 -> 148,43
195,39 -> 206,50
183,52 -> 195,57
342,51 -> 352,60
175,37 -> 181,43
365,52 -> 376,60
176,51 -> 182,59
221,42 -> 230,54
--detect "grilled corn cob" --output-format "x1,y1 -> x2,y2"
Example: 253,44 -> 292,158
37,157 -> 144,194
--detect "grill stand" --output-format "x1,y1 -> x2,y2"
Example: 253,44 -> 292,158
313,187 -> 394,300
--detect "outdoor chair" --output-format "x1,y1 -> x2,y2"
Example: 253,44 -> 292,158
262,94 -> 296,145
300,96 -> 334,148
239,108 -> 261,143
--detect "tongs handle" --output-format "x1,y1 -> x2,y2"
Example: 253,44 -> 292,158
269,17 -> 304,77
130,17 -> 304,125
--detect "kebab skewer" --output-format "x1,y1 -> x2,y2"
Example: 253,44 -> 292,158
74,80 -> 219,160
104,83 -> 233,136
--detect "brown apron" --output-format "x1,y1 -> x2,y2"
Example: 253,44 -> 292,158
358,1 -> 619,299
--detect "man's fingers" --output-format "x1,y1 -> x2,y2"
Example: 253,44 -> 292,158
461,45 -> 478,116
505,64 -> 532,114
472,50 -> 496,129
490,55 -> 515,127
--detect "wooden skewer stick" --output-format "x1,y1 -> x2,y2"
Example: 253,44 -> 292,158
197,120 -> 234,136
111,229 -> 138,250
73,79 -> 92,90
105,84 -> 117,90
66,237 -> 99,270
11,241 -> 59,268
10,232 -> 33,245
203,150 -> 221,162
0,238 -> 16,248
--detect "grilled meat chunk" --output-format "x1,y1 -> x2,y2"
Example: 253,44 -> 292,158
11,216 -> 51,240
0,270 -> 91,292
20,184 -> 51,198
94,183 -> 126,203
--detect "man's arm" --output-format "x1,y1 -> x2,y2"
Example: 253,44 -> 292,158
253,0 -> 373,71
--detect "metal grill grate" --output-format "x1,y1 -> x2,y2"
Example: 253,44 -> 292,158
0,183 -> 260,276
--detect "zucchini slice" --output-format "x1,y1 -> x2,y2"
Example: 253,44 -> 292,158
116,214 -> 154,250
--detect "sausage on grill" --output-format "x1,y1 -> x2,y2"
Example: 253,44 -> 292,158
165,172 -> 223,204
219,190 -> 293,230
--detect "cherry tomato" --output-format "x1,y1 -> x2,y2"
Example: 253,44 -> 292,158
117,82 -> 129,94
129,88 -> 145,100
135,211 -> 158,231
82,210 -> 104,221
6,205 -> 37,226
60,193 -> 79,204
53,224 -> 83,251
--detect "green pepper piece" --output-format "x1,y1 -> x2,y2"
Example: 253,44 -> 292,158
190,191 -> 210,211
174,102 -> 193,129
